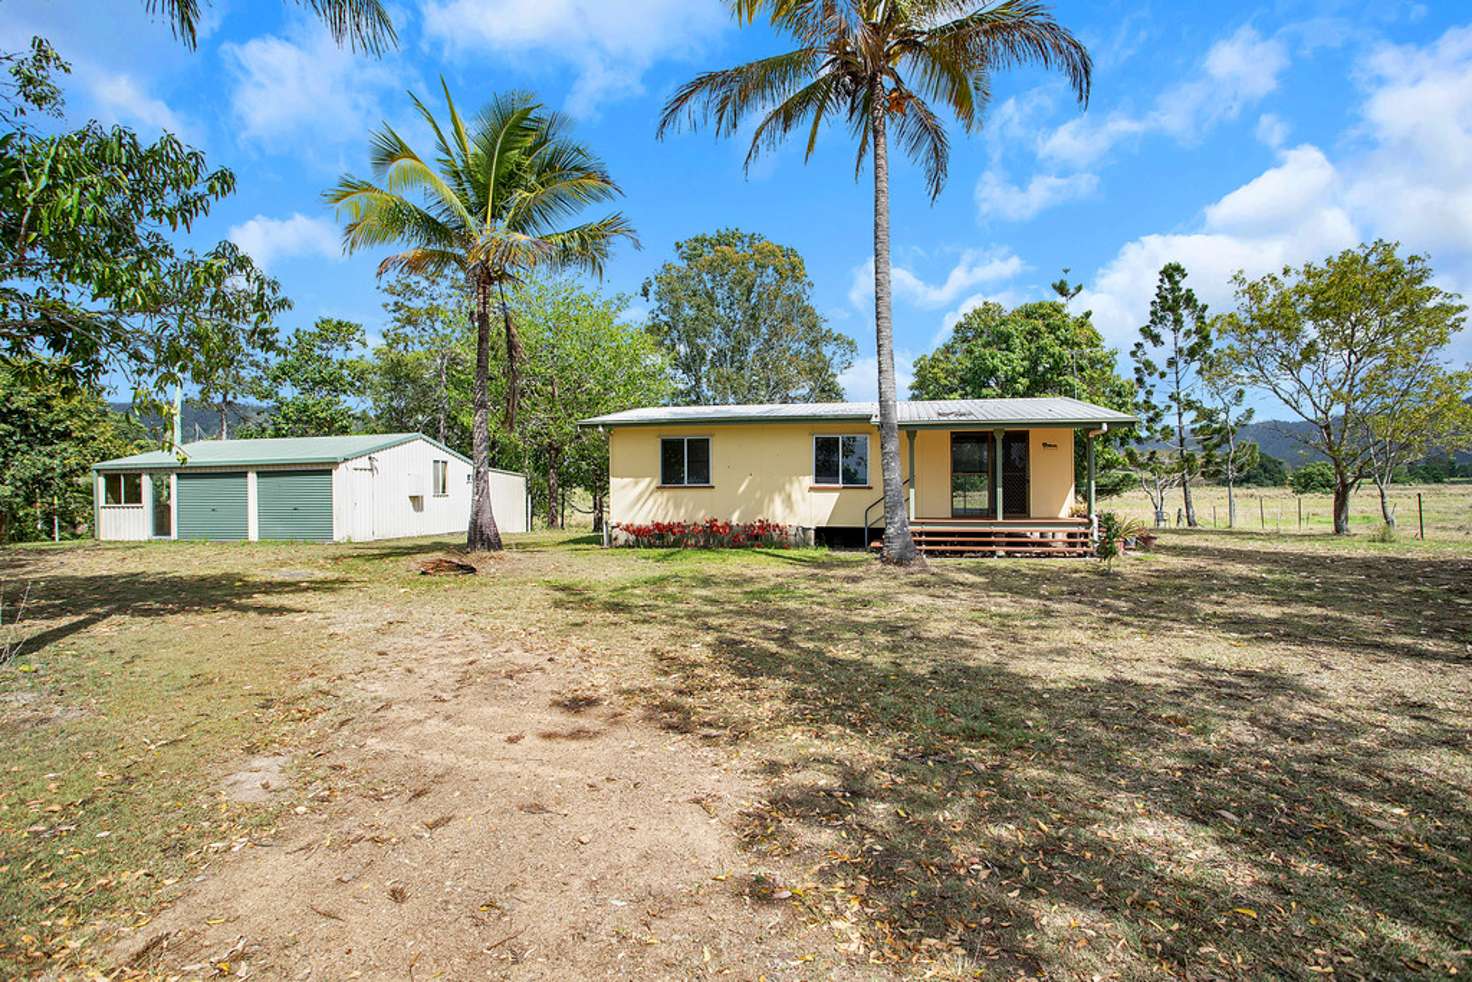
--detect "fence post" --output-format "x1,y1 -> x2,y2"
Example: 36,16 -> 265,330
1212,505 -> 1217,529
1259,496 -> 1265,530
1418,493 -> 1425,540
1297,496 -> 1302,531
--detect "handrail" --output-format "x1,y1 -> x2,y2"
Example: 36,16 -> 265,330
864,477 -> 912,530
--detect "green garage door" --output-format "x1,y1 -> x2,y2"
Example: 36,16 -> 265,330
176,471 -> 248,540
257,469 -> 334,541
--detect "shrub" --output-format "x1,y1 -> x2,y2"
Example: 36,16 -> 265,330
612,517 -> 793,549
1370,522 -> 1398,543
1288,461 -> 1336,495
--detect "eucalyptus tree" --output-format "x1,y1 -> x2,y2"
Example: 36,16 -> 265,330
1220,241 -> 1468,534
327,85 -> 636,551
658,0 -> 1091,564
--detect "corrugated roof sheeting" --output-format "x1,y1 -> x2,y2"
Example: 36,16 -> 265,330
94,433 -> 433,470
581,397 -> 1136,428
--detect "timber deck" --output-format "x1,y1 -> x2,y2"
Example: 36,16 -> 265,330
870,517 -> 1094,558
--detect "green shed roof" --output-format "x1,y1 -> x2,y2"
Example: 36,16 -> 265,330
94,433 -> 470,471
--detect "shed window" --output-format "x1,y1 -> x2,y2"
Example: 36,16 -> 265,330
432,460 -> 448,496
103,473 -> 143,505
660,437 -> 710,486
814,435 -> 869,486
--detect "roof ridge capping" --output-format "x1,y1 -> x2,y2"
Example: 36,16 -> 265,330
94,431 -> 474,470
579,396 -> 1136,428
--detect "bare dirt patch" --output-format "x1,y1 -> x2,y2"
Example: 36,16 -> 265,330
219,754 -> 292,804
113,612 -> 826,979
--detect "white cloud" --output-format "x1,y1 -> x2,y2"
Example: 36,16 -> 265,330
222,22 -> 404,145
1255,112 -> 1290,148
419,0 -> 727,116
89,72 -> 189,136
1041,26 -> 1290,167
1074,144 -> 1359,347
228,213 -> 342,270
1069,25 -> 1472,357
1348,25 -> 1472,261
848,249 -> 1025,310
839,352 -> 916,402
975,169 -> 1099,221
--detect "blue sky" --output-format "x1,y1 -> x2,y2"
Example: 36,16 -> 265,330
4,0 -> 1471,409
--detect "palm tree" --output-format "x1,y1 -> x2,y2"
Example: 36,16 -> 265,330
326,84 -> 636,550
659,0 -> 1091,564
145,0 -> 397,53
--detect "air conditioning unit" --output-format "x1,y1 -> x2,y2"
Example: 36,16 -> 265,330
406,470 -> 427,498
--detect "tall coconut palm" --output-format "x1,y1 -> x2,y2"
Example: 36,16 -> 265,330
659,0 -> 1091,564
327,85 -> 636,550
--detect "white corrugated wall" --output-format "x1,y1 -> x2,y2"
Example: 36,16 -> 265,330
335,438 -> 527,541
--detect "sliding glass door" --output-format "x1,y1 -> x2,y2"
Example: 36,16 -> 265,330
950,433 -> 991,517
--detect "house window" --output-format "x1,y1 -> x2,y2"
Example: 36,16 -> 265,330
813,435 -> 869,487
660,437 -> 711,486
432,460 -> 448,496
103,473 -> 143,505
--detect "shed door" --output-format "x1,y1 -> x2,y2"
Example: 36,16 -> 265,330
176,472 -> 248,540
257,470 -> 334,541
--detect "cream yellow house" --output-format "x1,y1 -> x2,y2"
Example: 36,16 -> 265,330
581,397 -> 1135,555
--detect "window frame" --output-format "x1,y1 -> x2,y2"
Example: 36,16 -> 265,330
102,472 -> 144,506
811,433 -> 871,488
658,435 -> 713,488
431,459 -> 449,497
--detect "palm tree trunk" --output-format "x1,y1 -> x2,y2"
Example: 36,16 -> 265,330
498,281 -> 524,432
870,90 -> 916,565
468,274 -> 503,551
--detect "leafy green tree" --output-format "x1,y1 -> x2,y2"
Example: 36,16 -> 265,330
641,229 -> 854,404
1363,365 -> 1471,527
144,0 -> 396,53
367,274 -> 472,449
910,298 -> 1135,496
189,318 -> 278,440
1196,351 -> 1255,528
1,37 -> 287,395
1288,461 -> 1336,495
1239,449 -> 1286,488
328,84 -> 636,551
509,279 -> 671,529
1131,262 -> 1213,527
0,362 -> 142,542
1219,241 -> 1468,533
658,0 -> 1091,565
248,318 -> 367,437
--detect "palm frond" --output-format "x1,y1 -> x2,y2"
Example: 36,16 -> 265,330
145,0 -> 397,54
367,123 -> 477,233
743,74 -> 841,170
887,85 -> 950,198
657,48 -> 821,140
926,0 -> 1091,106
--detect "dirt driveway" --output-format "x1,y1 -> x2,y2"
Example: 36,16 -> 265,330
110,578 -> 828,979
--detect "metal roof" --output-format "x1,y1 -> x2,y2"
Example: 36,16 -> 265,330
93,433 -> 471,471
580,397 -> 1136,429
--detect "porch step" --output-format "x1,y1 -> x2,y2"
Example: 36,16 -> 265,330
870,521 -> 1095,558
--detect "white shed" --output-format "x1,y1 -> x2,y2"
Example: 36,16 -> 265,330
92,433 -> 529,542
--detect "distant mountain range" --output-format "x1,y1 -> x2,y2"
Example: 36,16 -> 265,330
109,400 -> 266,441
1154,417 -> 1470,465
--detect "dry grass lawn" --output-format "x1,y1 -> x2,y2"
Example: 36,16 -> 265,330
1,523 -> 1469,979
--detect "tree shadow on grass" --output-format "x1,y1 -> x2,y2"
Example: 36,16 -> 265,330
552,549 -> 1472,978
3,570 -> 350,655
930,538 -> 1472,665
